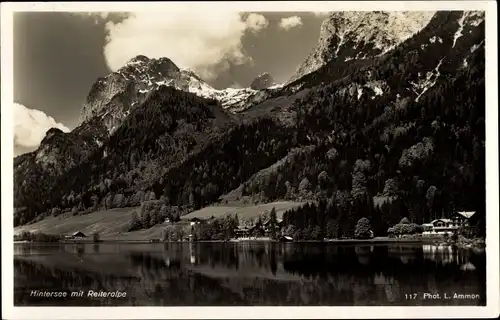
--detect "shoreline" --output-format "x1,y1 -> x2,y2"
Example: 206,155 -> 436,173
15,236 -> 485,248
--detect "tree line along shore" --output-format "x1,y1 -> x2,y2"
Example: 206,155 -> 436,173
14,207 -> 485,250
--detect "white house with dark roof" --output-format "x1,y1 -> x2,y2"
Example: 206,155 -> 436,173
422,211 -> 476,236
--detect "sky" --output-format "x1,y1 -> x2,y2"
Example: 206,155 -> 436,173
13,11 -> 327,156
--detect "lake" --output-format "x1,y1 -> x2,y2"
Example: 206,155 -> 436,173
14,242 -> 486,306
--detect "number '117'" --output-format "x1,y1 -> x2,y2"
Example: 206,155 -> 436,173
405,293 -> 418,299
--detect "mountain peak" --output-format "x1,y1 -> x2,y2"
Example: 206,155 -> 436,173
40,127 -> 65,145
79,56 -> 262,131
250,72 -> 276,90
80,55 -> 183,132
121,55 -> 180,76
126,55 -> 150,65
288,11 -> 436,83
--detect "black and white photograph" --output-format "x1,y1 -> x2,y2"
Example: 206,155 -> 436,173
1,1 -> 498,319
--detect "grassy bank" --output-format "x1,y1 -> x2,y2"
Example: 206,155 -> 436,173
14,201 -> 305,242
180,201 -> 304,221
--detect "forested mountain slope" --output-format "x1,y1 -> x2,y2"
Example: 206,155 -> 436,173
15,87 -> 237,225
240,11 -> 486,237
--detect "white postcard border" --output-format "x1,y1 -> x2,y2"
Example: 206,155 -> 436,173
1,1 -> 498,319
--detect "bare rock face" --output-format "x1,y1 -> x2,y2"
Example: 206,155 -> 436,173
287,11 -> 436,83
79,55 -> 262,133
79,56 -> 183,133
250,72 -> 276,90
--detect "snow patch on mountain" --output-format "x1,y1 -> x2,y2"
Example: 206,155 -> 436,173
453,11 -> 485,48
470,40 -> 484,53
429,36 -> 443,44
452,12 -> 467,48
357,88 -> 363,100
410,58 -> 444,102
268,83 -> 284,90
462,39 -> 484,69
462,58 -> 468,68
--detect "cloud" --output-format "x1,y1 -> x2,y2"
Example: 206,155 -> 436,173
279,16 -> 303,30
102,11 -> 269,79
245,13 -> 269,32
14,103 -> 70,151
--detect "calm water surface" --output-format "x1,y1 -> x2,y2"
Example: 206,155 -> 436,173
14,242 -> 486,306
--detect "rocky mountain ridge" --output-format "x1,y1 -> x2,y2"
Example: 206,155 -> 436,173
287,11 -> 437,84
79,56 -> 275,134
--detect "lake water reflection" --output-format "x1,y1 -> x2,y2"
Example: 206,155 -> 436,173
14,242 -> 486,306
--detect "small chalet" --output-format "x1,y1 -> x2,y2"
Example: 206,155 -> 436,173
234,226 -> 255,238
430,218 -> 457,233
451,211 -> 475,227
432,218 -> 453,227
72,231 -> 87,239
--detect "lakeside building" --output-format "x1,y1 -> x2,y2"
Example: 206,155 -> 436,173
422,211 -> 475,236
232,217 -> 284,238
451,211 -> 475,227
234,226 -> 256,238
262,218 -> 283,237
64,231 -> 87,240
72,231 -> 87,238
